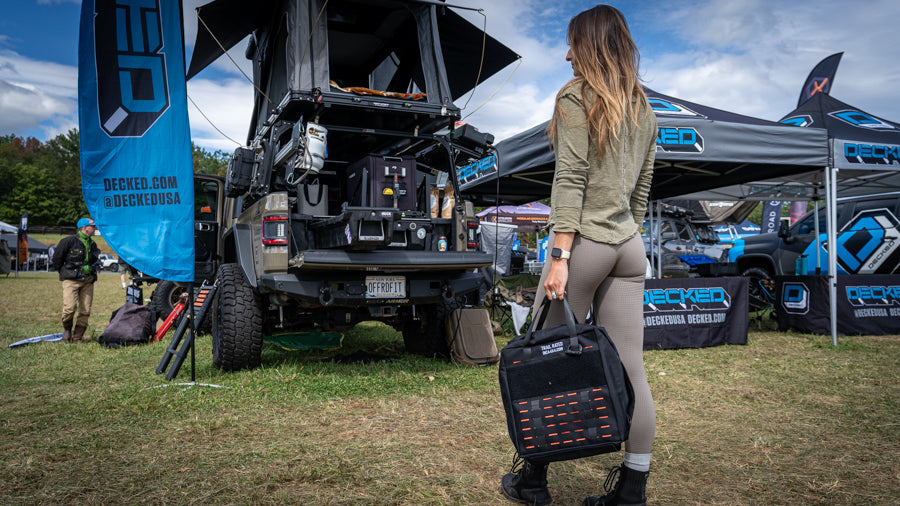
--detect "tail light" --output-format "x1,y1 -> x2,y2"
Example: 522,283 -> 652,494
466,220 -> 479,249
262,214 -> 289,245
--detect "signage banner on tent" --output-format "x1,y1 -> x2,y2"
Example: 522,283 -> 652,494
777,275 -> 900,335
642,277 -> 748,350
78,0 -> 195,281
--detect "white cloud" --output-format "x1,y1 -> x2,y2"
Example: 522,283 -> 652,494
644,0 -> 900,122
0,50 -> 77,137
186,77 -> 254,152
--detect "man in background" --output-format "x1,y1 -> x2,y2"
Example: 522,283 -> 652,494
52,218 -> 100,342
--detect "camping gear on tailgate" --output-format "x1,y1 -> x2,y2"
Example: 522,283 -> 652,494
498,295 -> 634,463
445,308 -> 499,366
346,155 -> 417,211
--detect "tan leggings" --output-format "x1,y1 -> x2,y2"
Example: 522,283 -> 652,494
534,232 -> 655,454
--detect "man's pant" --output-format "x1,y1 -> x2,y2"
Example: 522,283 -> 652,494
61,279 -> 94,328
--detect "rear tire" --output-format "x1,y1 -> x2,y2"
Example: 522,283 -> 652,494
401,299 -> 461,357
212,263 -> 264,371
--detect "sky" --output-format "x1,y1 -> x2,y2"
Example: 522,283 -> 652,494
1,0 -> 899,154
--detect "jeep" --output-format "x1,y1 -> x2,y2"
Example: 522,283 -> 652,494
183,0 -> 516,370
641,203 -> 727,278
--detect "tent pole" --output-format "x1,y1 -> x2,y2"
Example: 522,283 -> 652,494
655,201 -> 662,279
825,166 -> 838,346
813,199 -> 821,274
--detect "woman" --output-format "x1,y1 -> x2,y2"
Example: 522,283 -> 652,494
500,6 -> 657,506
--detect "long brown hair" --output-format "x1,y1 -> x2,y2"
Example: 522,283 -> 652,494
548,5 -> 646,154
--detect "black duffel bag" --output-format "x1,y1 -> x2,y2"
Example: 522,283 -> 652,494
498,295 -> 635,463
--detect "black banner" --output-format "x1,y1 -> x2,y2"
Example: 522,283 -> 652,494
777,274 -> 900,335
643,277 -> 748,350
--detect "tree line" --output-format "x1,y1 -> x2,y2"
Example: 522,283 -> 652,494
0,129 -> 230,227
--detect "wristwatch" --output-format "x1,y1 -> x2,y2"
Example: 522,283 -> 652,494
550,247 -> 570,260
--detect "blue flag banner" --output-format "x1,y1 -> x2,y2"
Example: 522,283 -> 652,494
78,0 -> 194,282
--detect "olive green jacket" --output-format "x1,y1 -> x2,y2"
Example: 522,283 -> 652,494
548,83 -> 657,245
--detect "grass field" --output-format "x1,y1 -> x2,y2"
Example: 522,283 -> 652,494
1,272 -> 898,505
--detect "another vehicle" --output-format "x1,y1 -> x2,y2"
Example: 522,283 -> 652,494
146,174 -> 225,319
729,193 -> 900,307
98,254 -> 119,272
641,204 -> 728,278
185,0 -> 516,370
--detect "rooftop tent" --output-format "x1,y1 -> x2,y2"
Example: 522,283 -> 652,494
188,0 -> 518,165
459,87 -> 829,204
187,0 -> 519,140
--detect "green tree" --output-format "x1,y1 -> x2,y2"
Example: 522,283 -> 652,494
192,143 -> 229,176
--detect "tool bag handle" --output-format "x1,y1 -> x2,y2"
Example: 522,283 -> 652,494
303,179 -> 324,206
525,293 -> 583,356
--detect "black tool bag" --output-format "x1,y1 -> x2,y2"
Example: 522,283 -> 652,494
98,302 -> 156,348
498,295 -> 635,463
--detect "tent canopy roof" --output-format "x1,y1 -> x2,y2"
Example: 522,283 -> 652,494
460,87 -> 829,204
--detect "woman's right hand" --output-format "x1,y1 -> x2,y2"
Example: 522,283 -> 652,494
544,259 -> 569,301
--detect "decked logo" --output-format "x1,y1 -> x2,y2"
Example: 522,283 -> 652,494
842,142 -> 900,166
834,209 -> 900,274
648,98 -> 706,118
644,287 -> 731,312
781,115 -> 813,128
657,127 -> 704,153
781,282 -> 809,315
844,285 -> 900,307
458,154 -> 497,186
829,109 -> 897,131
94,0 -> 170,137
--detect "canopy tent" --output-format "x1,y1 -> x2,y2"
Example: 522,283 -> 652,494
671,93 -> 900,202
476,201 -> 550,233
0,233 -> 48,254
459,87 -> 829,205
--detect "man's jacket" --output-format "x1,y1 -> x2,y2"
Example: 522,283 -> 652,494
53,234 -> 100,282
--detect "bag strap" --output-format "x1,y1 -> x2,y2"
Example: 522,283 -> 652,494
303,179 -> 324,206
524,294 -> 583,356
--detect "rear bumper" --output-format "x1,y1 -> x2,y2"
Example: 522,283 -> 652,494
257,269 -> 486,306
292,249 -> 492,271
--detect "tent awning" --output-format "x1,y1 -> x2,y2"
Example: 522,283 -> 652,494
460,87 -> 829,204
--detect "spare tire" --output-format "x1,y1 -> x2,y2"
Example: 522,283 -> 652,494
150,280 -> 184,320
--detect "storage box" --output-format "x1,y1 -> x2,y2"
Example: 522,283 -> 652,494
347,155 -> 417,211
311,209 -> 399,249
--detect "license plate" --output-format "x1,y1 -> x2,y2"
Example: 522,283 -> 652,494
365,276 -> 406,298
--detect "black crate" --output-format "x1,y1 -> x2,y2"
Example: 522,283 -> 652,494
346,155 -> 417,211
311,209 -> 399,250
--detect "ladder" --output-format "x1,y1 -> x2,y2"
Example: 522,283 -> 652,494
156,281 -> 217,380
